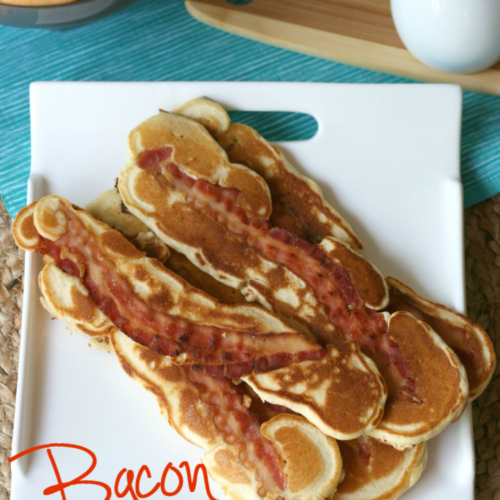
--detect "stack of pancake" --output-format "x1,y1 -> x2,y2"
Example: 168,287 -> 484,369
13,99 -> 495,500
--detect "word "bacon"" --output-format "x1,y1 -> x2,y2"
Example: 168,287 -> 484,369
9,443 -> 218,500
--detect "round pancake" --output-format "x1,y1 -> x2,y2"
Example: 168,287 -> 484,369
334,437 -> 427,500
261,414 -> 344,500
173,97 -> 230,136
367,312 -> 468,449
12,202 -> 41,251
245,342 -> 387,441
128,112 -> 272,219
386,277 -> 495,401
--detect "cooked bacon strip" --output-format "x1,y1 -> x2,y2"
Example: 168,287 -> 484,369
187,369 -> 286,495
34,203 -> 324,378
138,150 -> 414,390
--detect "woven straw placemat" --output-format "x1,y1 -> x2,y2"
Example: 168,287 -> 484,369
0,195 -> 499,499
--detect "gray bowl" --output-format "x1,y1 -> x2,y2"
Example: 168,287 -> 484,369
0,0 -> 138,29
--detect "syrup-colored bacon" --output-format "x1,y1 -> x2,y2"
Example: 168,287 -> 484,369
187,369 -> 286,495
34,204 -> 323,378
139,149 -> 413,388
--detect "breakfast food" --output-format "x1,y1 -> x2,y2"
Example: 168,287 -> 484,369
14,196 -> 387,439
212,113 -> 495,400
118,106 -> 470,449
13,97 -> 495,500
334,437 -> 427,500
86,188 -> 246,305
217,121 -> 362,251
31,257 -> 346,499
385,277 -> 496,401
84,186 -> 430,499
18,202 -> 422,500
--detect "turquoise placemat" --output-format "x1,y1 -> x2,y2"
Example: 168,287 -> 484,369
1,0 -> 500,216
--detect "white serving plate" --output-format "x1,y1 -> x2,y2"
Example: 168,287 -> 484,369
11,82 -> 472,500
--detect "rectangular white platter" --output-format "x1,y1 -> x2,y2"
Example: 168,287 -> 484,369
11,82 -> 472,500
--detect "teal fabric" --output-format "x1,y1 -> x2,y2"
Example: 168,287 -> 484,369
1,0 -> 500,216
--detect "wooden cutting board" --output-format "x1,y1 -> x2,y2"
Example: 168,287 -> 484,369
185,0 -> 500,95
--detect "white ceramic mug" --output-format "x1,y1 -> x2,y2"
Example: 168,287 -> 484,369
391,0 -> 500,74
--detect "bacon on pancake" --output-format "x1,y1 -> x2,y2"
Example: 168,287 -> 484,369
14,195 -> 388,442
215,114 -> 494,403
35,259 -> 287,497
114,334 -> 345,500
14,197 -> 323,379
24,225 -> 349,500
85,188 -> 246,305
128,112 -> 272,220
217,121 -> 362,251
118,109 -> 469,449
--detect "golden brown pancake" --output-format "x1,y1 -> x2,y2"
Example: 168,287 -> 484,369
260,414 -> 344,500
367,312 -> 468,449
334,437 -> 427,500
217,121 -> 362,250
128,112 -> 272,219
86,188 -> 170,263
173,98 -> 231,136
386,277 -> 495,401
244,342 -> 387,440
240,379 -> 427,500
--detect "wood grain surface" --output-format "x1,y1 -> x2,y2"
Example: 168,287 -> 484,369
186,0 -> 500,95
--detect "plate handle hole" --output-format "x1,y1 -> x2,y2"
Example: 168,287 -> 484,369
227,111 -> 318,142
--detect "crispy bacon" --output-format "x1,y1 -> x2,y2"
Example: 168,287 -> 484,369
188,370 -> 286,495
139,150 -> 413,388
34,205 -> 323,379
38,224 -> 287,496
32,203 -> 287,498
